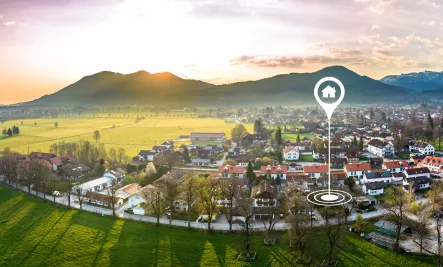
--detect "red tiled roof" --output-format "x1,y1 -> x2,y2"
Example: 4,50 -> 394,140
422,156 -> 443,167
218,165 -> 245,174
383,160 -> 409,169
344,163 -> 372,172
260,165 -> 288,174
303,164 -> 328,173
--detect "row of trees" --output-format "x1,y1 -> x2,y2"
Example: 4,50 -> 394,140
1,126 -> 20,137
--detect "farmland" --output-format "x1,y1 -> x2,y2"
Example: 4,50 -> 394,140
0,186 -> 434,267
0,115 -> 253,156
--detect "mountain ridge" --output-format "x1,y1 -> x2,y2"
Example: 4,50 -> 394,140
380,70 -> 443,93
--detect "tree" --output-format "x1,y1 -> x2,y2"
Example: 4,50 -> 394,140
7,128 -> 12,137
73,181 -> 87,210
237,197 -> 255,259
106,180 -> 120,217
410,202 -> 432,255
231,124 -> 248,145
47,173 -> 60,202
197,178 -> 220,230
428,113 -> 435,130
154,150 -> 181,171
34,122 -> 37,127
359,136 -> 364,151
354,213 -> 368,232
117,147 -> 126,163
54,121 -> 58,128
296,134 -> 301,143
246,162 -> 256,187
29,159 -> 50,197
220,179 -> 244,231
381,112 -> 387,121
287,214 -> 310,259
274,126 -> 282,147
162,181 -> 180,226
140,186 -> 165,224
2,127 -> 6,136
222,159 -> 237,166
179,172 -> 199,228
383,186 -> 407,251
93,130 -> 101,142
109,147 -> 117,162
182,147 -> 191,163
369,110 -> 374,120
352,136 -> 358,148
320,206 -> 345,265
253,118 -> 265,134
59,180 -> 73,209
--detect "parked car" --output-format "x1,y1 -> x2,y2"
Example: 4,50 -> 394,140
52,191 -> 61,196
124,208 -> 134,214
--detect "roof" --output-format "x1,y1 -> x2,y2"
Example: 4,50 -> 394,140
405,167 -> 430,175
50,157 -> 63,166
365,170 -> 391,179
190,132 -> 225,138
421,156 -> 443,167
76,177 -> 113,190
368,139 -> 390,149
365,182 -> 390,190
85,191 -> 122,204
260,165 -> 288,174
237,154 -> 257,162
410,141 -> 431,149
117,183 -> 140,196
410,155 -> 426,160
346,151 -> 359,158
383,160 -> 409,169
331,171 -> 347,180
303,164 -> 328,173
191,158 -> 211,163
251,181 -> 277,198
139,150 -> 157,156
29,152 -> 56,160
374,220 -> 407,233
152,145 -> 168,151
344,163 -> 372,172
283,146 -> 299,154
405,176 -> 430,185
218,165 -> 245,174
153,170 -> 188,185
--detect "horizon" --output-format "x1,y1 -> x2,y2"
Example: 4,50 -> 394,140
1,0 -> 443,104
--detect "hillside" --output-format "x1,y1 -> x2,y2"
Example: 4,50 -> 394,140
380,71 -> 443,93
24,66 -> 411,107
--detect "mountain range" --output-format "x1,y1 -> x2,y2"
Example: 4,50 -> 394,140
24,66 -> 440,107
380,71 -> 443,93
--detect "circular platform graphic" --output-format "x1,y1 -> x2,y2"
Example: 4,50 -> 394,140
307,189 -> 353,207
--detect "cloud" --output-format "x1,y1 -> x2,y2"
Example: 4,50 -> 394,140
372,49 -> 393,57
415,36 -> 443,47
3,21 -> 16,26
355,0 -> 394,14
304,55 -> 365,65
371,25 -> 380,30
422,20 -> 436,27
417,0 -> 441,8
328,47 -> 363,57
230,55 -> 304,68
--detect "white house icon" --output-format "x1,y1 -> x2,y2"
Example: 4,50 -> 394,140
322,85 -> 336,98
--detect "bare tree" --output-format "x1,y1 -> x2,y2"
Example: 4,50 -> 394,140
47,173 -> 60,202
179,172 -> 199,228
382,186 -> 408,251
287,214 -> 310,259
342,188 -> 363,224
162,181 -> 180,226
140,186 -> 165,224
197,178 -> 220,230
410,202 -> 432,255
220,179 -> 244,231
262,201 -> 283,245
106,180 -> 120,216
59,180 -> 73,209
73,181 -> 87,210
237,197 -> 255,259
320,206 -> 345,265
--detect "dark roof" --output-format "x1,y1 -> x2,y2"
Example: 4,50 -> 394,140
410,155 -> 426,160
365,182 -> 390,190
405,167 -> 430,175
85,191 -> 122,204
365,171 -> 392,179
153,170 -> 188,185
29,152 -> 56,160
139,150 -> 157,156
405,176 -> 430,185
368,139 -> 389,149
251,181 -> 277,199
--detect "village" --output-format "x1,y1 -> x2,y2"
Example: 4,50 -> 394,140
1,103 -> 443,258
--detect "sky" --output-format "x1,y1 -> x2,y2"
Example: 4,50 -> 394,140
1,0 -> 443,104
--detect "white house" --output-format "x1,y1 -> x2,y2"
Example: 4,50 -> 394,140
418,156 -> 443,176
138,150 -> 157,161
367,139 -> 395,158
217,165 -> 245,179
322,85 -> 336,98
382,160 -> 409,174
303,164 -> 328,179
362,182 -> 389,196
409,141 -> 435,155
344,163 -> 372,178
116,183 -> 140,205
73,177 -> 114,195
362,170 -> 392,184
403,176 -> 431,192
283,147 -> 300,161
260,165 -> 288,180
403,167 -> 431,179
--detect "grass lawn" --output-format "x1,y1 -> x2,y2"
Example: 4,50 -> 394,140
0,117 -> 252,156
398,151 -> 410,159
0,186 -> 435,267
282,133 -> 312,142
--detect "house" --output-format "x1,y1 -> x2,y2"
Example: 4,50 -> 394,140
331,171 -> 347,185
418,156 -> 443,177
346,151 -> 360,164
236,154 -> 257,167
161,141 -> 174,150
84,191 -> 123,207
49,154 -> 75,171
260,165 -> 288,180
283,147 -> 300,161
367,139 -> 395,158
303,164 -> 328,179
190,132 -> 225,144
362,170 -> 392,184
153,170 -> 188,186
362,182 -> 390,196
403,176 -> 431,192
374,220 -> 407,237
29,152 -> 56,161
403,167 -> 431,179
322,85 -> 336,98
217,165 -> 245,179
73,177 -> 115,194
391,173 -> 405,185
116,183 -> 140,201
138,150 -> 157,161
326,158 -> 347,168
191,158 -> 211,166
243,133 -> 268,145
410,154 -> 426,165
344,163 -> 372,178
409,141 -> 435,155
382,160 -> 409,174
60,163 -> 91,180
104,168 -> 126,183
251,181 -> 278,220
152,145 -> 168,153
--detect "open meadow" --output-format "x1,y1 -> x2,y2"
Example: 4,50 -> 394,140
0,186 -> 435,267
0,115 -> 253,156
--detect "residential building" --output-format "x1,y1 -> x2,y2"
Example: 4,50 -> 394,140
260,165 -> 288,180
236,154 -> 257,167
283,147 -> 300,161
190,132 -> 225,144
84,191 -> 123,207
217,165 -> 245,179
362,182 -> 389,196
251,181 -> 278,220
303,164 -> 328,179
403,176 -> 431,192
362,170 -> 392,184
367,139 -> 395,158
382,160 -> 409,174
409,141 -> 435,155
344,163 -> 372,178
404,167 -> 431,179
418,156 -> 443,177
138,150 -> 157,161
346,151 -> 360,164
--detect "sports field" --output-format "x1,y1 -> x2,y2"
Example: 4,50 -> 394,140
0,186 -> 434,267
0,116 -> 253,156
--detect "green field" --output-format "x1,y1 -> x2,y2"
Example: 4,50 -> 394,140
0,116 -> 252,156
282,133 -> 312,142
0,186 -> 434,267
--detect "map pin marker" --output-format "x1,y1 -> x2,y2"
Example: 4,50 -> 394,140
314,77 -> 345,121
314,77 -> 345,201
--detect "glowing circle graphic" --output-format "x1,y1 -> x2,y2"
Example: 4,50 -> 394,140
307,189 -> 353,207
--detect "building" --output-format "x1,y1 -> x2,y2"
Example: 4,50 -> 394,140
367,139 -> 395,158
236,154 -> 257,167
116,183 -> 140,201
251,181 -> 278,220
362,182 -> 390,196
190,132 -> 225,144
217,165 -> 245,179
283,147 -> 300,161
84,191 -> 123,207
418,156 -> 443,177
344,163 -> 372,178
49,154 -> 75,171
260,165 -> 288,180
362,170 -> 392,184
138,150 -> 157,161
382,160 -> 409,174
303,164 -> 328,179
409,141 -> 435,155
73,177 -> 115,194
346,151 -> 360,164
403,176 -> 431,192
191,158 -> 211,166
403,167 -> 431,179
